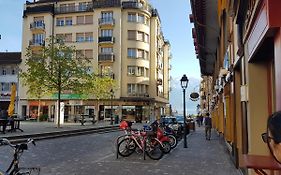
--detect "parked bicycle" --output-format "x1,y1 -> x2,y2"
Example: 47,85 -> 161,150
117,121 -> 164,160
0,138 -> 40,175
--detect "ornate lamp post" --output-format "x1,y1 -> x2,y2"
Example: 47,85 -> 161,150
110,89 -> 114,125
180,74 -> 189,148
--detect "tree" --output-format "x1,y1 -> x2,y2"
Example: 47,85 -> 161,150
21,37 -> 92,127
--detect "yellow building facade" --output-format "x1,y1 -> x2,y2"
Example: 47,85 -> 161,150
192,0 -> 281,174
19,0 -> 171,123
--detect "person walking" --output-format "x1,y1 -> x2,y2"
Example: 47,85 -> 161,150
0,109 -> 8,133
204,113 -> 212,140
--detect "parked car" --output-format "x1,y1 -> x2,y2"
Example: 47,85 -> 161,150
175,115 -> 194,134
160,116 -> 183,138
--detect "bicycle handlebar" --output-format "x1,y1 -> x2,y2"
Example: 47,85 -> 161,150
0,138 -> 36,149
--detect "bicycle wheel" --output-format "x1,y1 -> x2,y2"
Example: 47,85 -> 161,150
117,138 -> 136,157
161,141 -> 171,154
167,135 -> 177,149
145,138 -> 164,160
16,167 -> 40,175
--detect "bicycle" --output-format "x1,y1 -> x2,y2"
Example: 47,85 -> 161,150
117,121 -> 164,160
0,138 -> 40,175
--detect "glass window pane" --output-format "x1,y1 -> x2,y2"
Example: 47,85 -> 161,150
77,16 -> 84,25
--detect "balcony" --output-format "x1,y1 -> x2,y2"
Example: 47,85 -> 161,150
98,36 -> 115,44
98,17 -> 115,26
29,40 -> 45,48
93,0 -> 121,8
30,22 -> 45,31
122,1 -> 151,13
98,53 -> 115,62
55,4 -> 93,14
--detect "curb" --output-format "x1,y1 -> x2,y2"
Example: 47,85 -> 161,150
2,125 -> 120,144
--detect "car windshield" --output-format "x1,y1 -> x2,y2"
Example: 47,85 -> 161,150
161,117 -> 177,124
176,116 -> 184,123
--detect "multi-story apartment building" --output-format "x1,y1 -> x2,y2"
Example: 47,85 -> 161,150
0,52 -> 21,111
19,0 -> 171,122
191,0 -> 281,174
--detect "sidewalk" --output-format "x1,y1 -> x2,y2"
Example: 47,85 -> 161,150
0,120 -> 119,138
167,126 -> 242,175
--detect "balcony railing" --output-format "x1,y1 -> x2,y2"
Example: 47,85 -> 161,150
98,17 -> 115,26
55,4 -> 93,14
29,40 -> 45,47
93,0 -> 121,8
128,92 -> 149,97
122,1 -> 151,13
98,53 -> 115,62
30,22 -> 45,30
98,36 -> 115,43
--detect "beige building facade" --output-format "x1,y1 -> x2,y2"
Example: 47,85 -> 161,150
19,0 -> 171,122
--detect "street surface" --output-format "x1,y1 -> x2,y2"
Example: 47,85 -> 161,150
0,127 -> 242,175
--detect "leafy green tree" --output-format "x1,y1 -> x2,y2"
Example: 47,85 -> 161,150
21,37 -> 92,127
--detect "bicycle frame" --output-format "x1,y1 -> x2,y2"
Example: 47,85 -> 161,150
0,138 -> 40,175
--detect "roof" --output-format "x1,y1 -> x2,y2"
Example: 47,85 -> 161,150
0,52 -> 22,64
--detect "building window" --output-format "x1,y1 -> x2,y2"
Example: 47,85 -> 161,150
85,32 -> 93,42
144,34 -> 149,43
32,33 -> 44,44
78,2 -> 87,11
128,48 -> 136,58
137,31 -> 144,41
65,17 -> 72,26
100,29 -> 113,37
137,49 -> 144,58
101,47 -> 113,53
128,30 -> 136,40
138,14 -> 145,23
11,68 -> 16,75
127,84 -> 136,94
128,66 -> 136,76
85,49 -> 93,59
56,18 -> 64,26
137,67 -> 144,76
1,82 -> 10,91
76,33 -> 84,42
64,33 -> 72,42
85,15 -> 93,24
77,16 -> 84,25
2,68 -> 6,75
128,13 -> 137,22
76,50 -> 84,58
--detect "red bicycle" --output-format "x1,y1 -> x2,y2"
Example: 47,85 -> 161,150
117,121 -> 164,160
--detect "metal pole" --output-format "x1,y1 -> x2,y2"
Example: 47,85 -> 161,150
110,93 -> 113,125
183,88 -> 187,148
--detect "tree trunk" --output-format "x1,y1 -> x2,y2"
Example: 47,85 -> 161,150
37,99 -> 41,122
57,88 -> 61,128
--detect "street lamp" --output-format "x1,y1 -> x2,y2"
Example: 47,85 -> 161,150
180,74 -> 189,148
110,89 -> 114,125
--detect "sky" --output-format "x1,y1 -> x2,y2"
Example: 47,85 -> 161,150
0,0 -> 200,114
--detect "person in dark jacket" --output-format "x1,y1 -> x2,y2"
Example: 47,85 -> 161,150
0,109 -> 8,133
204,113 -> 212,140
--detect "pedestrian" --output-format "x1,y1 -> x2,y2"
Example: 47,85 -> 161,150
262,111 -> 281,163
200,115 -> 204,126
204,113 -> 212,140
0,109 -> 9,133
